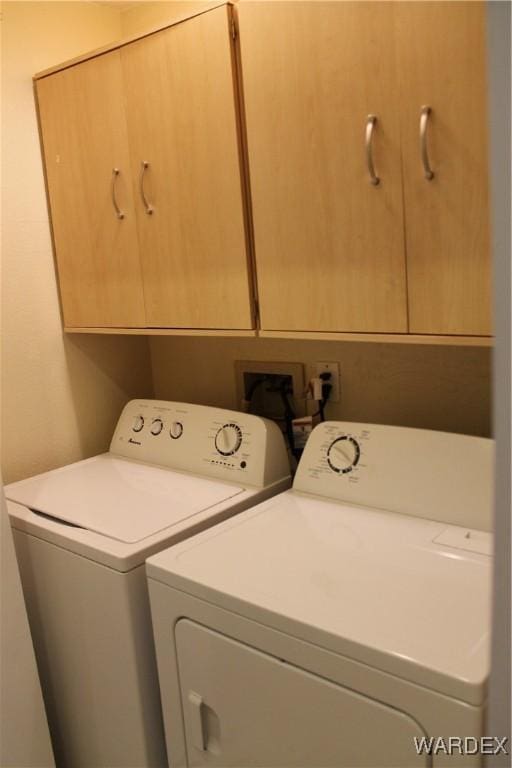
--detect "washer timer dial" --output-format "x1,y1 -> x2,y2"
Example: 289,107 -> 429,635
215,423 -> 243,456
327,435 -> 360,474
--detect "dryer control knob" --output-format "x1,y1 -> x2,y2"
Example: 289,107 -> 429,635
150,418 -> 164,436
326,435 -> 360,474
132,415 -> 145,433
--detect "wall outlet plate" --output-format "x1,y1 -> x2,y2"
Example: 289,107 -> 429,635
313,361 -> 340,403
235,361 -> 304,419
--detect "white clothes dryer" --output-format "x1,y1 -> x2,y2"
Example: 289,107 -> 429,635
147,421 -> 493,768
6,399 -> 290,768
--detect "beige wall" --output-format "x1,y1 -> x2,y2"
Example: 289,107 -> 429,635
1,2 -> 154,484
120,1 -> 220,37
150,337 -> 491,437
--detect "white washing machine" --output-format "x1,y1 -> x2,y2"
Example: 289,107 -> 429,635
147,421 -> 494,768
5,399 -> 290,768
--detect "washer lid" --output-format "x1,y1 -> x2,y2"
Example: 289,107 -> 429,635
5,455 -> 245,543
147,491 -> 492,705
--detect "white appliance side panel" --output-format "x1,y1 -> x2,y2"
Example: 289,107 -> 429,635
294,421 -> 493,531
6,455 -> 245,542
174,619 -> 428,768
13,530 -> 167,768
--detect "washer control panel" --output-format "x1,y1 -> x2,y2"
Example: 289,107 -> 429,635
110,400 -> 290,488
293,421 -> 493,531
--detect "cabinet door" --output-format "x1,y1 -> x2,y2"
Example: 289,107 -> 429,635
237,2 -> 407,333
175,620 -> 428,767
397,2 -> 491,335
121,6 -> 254,329
36,54 -> 146,327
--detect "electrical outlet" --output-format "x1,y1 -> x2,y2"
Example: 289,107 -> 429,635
313,361 -> 340,403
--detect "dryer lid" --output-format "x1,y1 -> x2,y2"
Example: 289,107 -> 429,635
147,491 -> 492,705
5,455 -> 245,543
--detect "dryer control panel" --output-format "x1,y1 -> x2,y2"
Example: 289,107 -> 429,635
293,421 -> 493,531
110,400 -> 290,488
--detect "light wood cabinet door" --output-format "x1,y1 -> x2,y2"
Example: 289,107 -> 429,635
121,6 -> 254,329
237,2 -> 408,333
397,2 -> 491,335
36,54 -> 146,327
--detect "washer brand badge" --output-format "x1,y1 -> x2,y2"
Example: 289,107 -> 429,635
128,438 -> 141,446
414,736 -> 509,756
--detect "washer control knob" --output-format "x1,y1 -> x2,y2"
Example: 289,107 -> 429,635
327,435 -> 361,474
150,418 -> 163,436
170,421 -> 183,440
215,423 -> 243,456
132,415 -> 145,433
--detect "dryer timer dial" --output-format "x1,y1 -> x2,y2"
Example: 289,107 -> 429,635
327,436 -> 360,474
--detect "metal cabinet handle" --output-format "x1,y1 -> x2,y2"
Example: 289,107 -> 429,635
365,115 -> 380,186
111,168 -> 125,220
420,106 -> 434,180
188,691 -> 206,751
139,161 -> 154,215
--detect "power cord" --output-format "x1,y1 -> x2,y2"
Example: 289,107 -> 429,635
241,374 -> 306,465
313,372 -> 333,422
241,375 -> 271,413
278,376 -> 303,461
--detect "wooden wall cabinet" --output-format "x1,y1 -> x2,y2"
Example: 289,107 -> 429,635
36,1 -> 491,343
36,4 -> 255,331
36,52 -> 146,328
237,2 -> 408,335
396,2 -> 491,336
237,1 -> 492,339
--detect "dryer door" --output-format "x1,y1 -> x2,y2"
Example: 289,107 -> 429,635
175,620 -> 429,768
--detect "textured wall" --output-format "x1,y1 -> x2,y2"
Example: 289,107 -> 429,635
150,336 -> 491,437
1,2 -> 154,483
